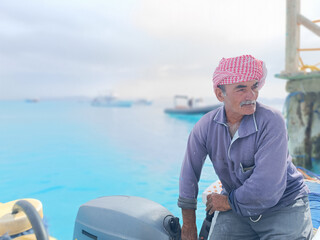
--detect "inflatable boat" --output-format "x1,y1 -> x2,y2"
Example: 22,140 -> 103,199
2,168 -> 320,240
164,95 -> 222,115
0,199 -> 56,240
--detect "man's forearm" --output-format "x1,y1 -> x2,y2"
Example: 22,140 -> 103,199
181,209 -> 197,240
182,209 -> 196,225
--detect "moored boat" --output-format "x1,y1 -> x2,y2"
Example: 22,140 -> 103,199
164,95 -> 222,115
91,95 -> 133,108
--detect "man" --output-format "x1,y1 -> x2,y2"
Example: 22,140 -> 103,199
178,55 -> 313,239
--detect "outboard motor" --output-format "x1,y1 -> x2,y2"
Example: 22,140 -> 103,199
73,196 -> 181,240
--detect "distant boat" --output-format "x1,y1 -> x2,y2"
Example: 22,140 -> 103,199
25,98 -> 40,103
91,95 -> 133,108
164,95 -> 222,115
133,99 -> 153,106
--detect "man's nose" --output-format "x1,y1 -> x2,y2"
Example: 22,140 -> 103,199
246,89 -> 256,99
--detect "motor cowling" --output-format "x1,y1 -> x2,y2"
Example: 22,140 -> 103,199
73,196 -> 181,240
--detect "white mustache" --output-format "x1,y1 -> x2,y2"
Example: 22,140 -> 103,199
240,100 -> 256,107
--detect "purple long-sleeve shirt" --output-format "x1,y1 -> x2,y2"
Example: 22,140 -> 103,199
178,102 -> 309,217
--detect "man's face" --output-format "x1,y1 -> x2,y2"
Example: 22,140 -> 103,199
215,80 -> 259,122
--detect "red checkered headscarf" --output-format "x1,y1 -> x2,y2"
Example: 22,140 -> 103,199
212,55 -> 267,90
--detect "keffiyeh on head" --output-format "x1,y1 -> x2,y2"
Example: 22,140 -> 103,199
212,55 -> 267,90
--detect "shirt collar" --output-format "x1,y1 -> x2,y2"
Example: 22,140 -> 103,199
213,106 -> 227,126
213,103 -> 259,138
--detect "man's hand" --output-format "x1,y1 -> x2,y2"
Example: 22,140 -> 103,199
206,193 -> 231,214
181,209 -> 197,240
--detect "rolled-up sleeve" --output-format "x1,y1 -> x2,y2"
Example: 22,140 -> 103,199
228,113 -> 288,216
178,123 -> 208,209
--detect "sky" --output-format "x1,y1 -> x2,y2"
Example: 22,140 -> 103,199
0,0 -> 319,100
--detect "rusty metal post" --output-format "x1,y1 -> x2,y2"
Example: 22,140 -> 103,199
285,79 -> 320,169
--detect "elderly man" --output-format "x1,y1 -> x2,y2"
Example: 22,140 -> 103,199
178,55 -> 313,239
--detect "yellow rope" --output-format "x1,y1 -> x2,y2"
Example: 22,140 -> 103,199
300,65 -> 320,71
298,48 -> 320,51
298,56 -> 320,72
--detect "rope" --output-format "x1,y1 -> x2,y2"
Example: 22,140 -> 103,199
298,56 -> 320,72
297,166 -> 320,183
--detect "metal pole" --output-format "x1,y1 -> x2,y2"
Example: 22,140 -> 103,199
285,0 -> 300,73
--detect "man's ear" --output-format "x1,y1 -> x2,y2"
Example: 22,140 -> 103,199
214,87 -> 225,102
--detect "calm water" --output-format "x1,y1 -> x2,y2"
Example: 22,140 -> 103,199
0,100 -> 218,239
0,99 -> 319,239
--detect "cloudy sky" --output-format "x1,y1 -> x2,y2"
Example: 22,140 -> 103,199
1,0 -> 319,100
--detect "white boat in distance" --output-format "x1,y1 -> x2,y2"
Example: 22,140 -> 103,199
91,95 -> 133,108
164,95 -> 222,115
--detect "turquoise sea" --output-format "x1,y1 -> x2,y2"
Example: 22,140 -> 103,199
0,100 -> 219,239
0,99 -> 319,239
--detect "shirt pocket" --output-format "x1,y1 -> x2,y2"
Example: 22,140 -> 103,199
237,162 -> 255,182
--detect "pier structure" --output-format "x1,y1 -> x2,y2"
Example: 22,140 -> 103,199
276,0 -> 320,168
